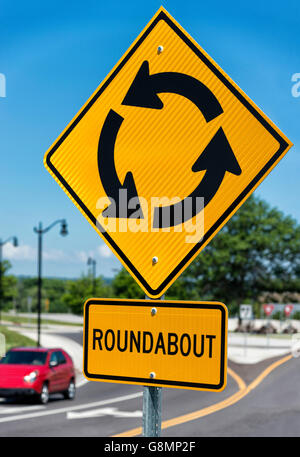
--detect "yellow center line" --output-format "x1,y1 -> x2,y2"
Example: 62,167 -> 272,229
113,353 -> 292,437
227,366 -> 247,390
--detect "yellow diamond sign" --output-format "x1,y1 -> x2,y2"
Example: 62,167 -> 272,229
44,7 -> 292,298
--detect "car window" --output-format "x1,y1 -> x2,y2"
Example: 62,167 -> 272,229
0,351 -> 47,365
57,351 -> 66,365
49,351 -> 66,365
49,351 -> 59,365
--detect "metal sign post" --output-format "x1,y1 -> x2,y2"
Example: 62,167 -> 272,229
143,385 -> 162,437
239,304 -> 252,357
143,295 -> 163,437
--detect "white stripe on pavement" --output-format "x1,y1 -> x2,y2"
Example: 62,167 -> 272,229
67,407 -> 142,419
0,404 -> 45,414
0,391 -> 142,424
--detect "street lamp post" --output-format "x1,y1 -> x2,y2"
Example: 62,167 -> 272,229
33,220 -> 68,347
87,257 -> 96,296
0,236 -> 18,324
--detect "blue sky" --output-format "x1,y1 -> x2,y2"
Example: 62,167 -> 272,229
0,0 -> 299,279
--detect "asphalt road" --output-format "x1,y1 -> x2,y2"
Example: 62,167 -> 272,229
0,329 -> 299,437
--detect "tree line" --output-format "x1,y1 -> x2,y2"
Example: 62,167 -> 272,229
1,195 -> 300,317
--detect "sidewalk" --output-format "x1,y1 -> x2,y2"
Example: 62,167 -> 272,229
14,312 -> 84,325
228,332 -> 292,364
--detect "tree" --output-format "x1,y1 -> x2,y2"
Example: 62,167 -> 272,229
168,195 -> 300,315
0,260 -> 17,311
15,277 -> 70,313
111,269 -> 144,299
62,275 -> 112,315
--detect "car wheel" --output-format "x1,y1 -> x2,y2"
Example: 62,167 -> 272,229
63,379 -> 76,400
38,383 -> 49,405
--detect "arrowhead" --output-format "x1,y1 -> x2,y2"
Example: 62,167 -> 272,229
122,171 -> 138,200
102,171 -> 144,219
192,127 -> 242,176
122,61 -> 163,109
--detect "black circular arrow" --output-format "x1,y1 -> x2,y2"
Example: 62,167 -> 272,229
122,60 -> 223,122
153,127 -> 242,228
98,60 -> 242,227
97,109 -> 143,219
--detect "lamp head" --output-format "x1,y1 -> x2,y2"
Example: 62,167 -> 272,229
60,220 -> 68,237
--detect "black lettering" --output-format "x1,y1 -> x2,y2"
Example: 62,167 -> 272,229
130,331 -> 141,352
155,332 -> 166,354
193,334 -> 204,357
143,331 -> 153,353
206,335 -> 216,358
180,333 -> 191,356
93,329 -> 103,350
104,329 -> 115,351
168,333 -> 178,355
117,330 -> 128,352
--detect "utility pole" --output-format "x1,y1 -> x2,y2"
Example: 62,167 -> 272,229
143,295 -> 164,437
87,257 -> 97,295
33,220 -> 68,346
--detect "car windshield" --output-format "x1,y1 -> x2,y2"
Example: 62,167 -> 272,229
0,351 -> 47,365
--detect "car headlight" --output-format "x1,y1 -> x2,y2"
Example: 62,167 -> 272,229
24,370 -> 39,383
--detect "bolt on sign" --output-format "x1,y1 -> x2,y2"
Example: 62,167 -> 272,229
44,7 -> 292,298
83,299 -> 227,391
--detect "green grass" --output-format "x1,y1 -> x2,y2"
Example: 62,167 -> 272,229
0,325 -> 37,352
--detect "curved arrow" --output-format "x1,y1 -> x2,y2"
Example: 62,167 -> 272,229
153,127 -> 242,228
122,61 -> 223,122
98,109 -> 143,219
122,60 -> 234,228
99,63 -> 240,226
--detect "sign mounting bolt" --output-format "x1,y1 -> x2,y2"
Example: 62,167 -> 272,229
151,307 -> 157,316
152,256 -> 158,265
149,372 -> 156,379
157,45 -> 164,54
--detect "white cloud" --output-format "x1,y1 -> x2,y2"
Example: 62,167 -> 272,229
74,250 -> 96,264
98,244 -> 112,258
3,242 -> 113,266
3,242 -> 36,261
43,249 -> 66,261
4,242 -> 73,263
75,250 -> 89,263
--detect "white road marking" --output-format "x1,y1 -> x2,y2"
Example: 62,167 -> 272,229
0,391 -> 142,424
0,405 -> 45,414
67,407 -> 142,419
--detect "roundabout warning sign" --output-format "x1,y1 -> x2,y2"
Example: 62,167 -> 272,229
83,298 -> 227,391
44,7 -> 292,298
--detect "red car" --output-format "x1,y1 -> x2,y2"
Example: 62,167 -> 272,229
0,347 -> 76,404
